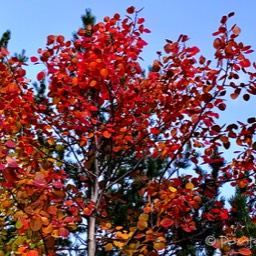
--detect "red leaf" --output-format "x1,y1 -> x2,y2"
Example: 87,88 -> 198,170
143,28 -> 151,33
238,247 -> 252,255
126,6 -> 135,14
59,227 -> 69,238
213,38 -> 222,49
37,71 -> 45,81
239,58 -> 251,68
228,12 -> 235,18
6,140 -> 16,148
57,35 -> 65,44
220,209 -> 229,220
137,18 -> 145,24
150,127 -> 160,135
30,56 -> 38,62
160,218 -> 174,229
52,181 -> 64,189
1,47 -> 9,56
47,35 -> 56,45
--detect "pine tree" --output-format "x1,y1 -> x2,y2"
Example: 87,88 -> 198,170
0,30 -> 11,48
228,175 -> 256,255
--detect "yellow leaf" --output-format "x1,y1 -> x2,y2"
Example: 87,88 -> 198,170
113,240 -> 125,248
41,217 -> 50,225
42,223 -> 53,234
185,182 -> 194,190
105,243 -> 113,251
168,186 -> 177,192
51,229 -> 59,238
153,242 -> 165,251
139,214 -> 149,221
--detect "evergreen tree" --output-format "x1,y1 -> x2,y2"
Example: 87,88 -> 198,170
228,175 -> 256,255
0,30 -> 11,48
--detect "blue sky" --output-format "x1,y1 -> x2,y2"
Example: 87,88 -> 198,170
1,0 -> 255,160
2,0 -> 256,68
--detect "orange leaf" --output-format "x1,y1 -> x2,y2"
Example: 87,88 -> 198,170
47,206 -> 57,215
238,247 -> 252,255
100,68 -> 108,77
42,223 -> 53,234
30,218 -> 42,231
103,131 -> 111,138
105,243 -> 113,251
90,80 -> 97,87
237,236 -> 249,246
137,219 -> 147,231
84,207 -> 93,216
27,250 -> 39,256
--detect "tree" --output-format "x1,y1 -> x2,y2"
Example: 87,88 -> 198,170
0,6 -> 255,256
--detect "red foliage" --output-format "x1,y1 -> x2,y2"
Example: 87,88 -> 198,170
0,7 -> 255,256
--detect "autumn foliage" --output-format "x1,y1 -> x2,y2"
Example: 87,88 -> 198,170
0,6 -> 255,256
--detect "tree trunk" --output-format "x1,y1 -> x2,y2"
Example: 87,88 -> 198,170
88,132 -> 100,256
88,215 -> 96,256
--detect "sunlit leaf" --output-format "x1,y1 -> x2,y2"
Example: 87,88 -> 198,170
105,243 -> 113,251
232,25 -> 241,35
185,182 -> 194,190
168,186 -> 177,193
27,251 -> 39,256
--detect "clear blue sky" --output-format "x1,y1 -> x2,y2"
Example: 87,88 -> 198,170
2,0 -> 256,67
1,0 -> 255,159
